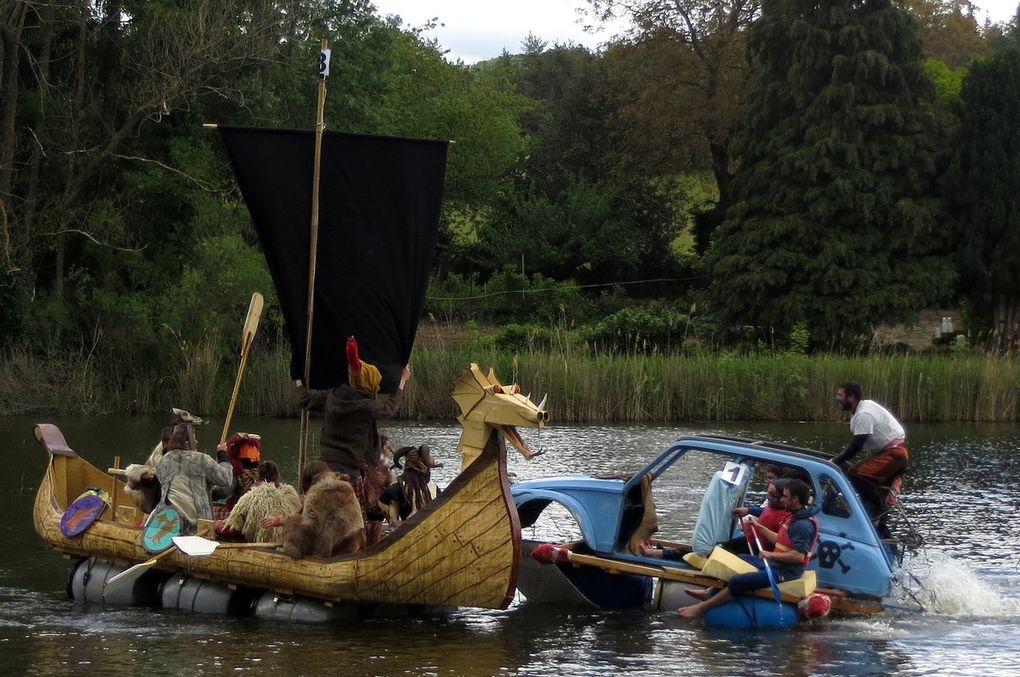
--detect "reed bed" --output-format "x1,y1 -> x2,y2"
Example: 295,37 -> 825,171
3,342 -> 1020,422
404,348 -> 1020,423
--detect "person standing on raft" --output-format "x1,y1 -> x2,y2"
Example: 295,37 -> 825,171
295,336 -> 410,545
833,381 -> 908,536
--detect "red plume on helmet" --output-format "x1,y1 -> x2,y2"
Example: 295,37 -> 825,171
345,335 -> 382,394
346,336 -> 361,372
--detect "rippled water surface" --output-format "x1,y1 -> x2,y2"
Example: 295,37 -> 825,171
2,415 -> 1019,675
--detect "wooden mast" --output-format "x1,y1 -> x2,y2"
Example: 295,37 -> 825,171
298,38 -> 330,474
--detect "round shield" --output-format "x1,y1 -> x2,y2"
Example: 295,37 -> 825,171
142,506 -> 183,553
60,494 -> 107,537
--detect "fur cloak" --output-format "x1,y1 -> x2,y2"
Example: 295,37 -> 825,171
224,482 -> 302,544
282,473 -> 366,558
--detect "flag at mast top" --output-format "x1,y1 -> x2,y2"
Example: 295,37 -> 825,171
319,38 -> 330,79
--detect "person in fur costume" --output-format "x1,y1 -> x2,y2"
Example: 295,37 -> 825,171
282,468 -> 366,558
295,336 -> 409,545
378,445 -> 441,524
146,409 -> 206,467
221,432 -> 262,510
215,461 -> 301,544
362,435 -> 397,544
123,463 -> 160,515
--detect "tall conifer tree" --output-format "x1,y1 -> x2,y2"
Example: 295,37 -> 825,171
706,0 -> 953,347
945,49 -> 1020,344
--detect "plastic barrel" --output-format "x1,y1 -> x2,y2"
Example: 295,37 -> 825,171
704,597 -> 799,629
159,575 -> 258,616
253,592 -> 360,623
67,557 -> 164,607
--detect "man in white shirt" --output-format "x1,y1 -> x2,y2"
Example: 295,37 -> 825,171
833,382 -> 909,535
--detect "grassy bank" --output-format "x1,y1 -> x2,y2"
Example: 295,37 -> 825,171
4,342 -> 1020,423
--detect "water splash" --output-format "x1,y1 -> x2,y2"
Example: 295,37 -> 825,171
901,550 -> 1020,616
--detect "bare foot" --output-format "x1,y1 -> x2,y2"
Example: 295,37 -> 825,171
684,587 -> 710,601
678,604 -> 703,619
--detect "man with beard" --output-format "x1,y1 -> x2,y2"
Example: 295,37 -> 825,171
833,381 -> 908,535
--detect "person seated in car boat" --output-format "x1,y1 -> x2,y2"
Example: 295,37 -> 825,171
378,445 -> 442,525
725,478 -> 792,554
679,479 -> 821,619
153,422 -> 233,533
642,474 -> 792,561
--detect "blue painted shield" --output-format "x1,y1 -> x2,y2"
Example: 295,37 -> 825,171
60,494 -> 107,537
142,506 -> 183,553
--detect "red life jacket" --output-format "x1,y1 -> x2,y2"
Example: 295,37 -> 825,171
774,512 -> 821,566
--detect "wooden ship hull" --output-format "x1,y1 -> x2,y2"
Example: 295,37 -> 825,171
33,424 -> 521,610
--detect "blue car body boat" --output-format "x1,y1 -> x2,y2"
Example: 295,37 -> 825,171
512,435 -> 913,628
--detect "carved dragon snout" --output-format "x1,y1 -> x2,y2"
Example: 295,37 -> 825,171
452,363 -> 549,469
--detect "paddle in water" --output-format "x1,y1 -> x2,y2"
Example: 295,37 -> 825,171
745,516 -> 783,603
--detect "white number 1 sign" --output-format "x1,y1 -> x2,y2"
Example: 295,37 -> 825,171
720,460 -> 747,487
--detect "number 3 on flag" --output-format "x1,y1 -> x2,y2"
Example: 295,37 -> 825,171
319,48 -> 331,77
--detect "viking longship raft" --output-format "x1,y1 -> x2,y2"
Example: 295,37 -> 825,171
34,365 -> 548,614
34,73 -> 552,615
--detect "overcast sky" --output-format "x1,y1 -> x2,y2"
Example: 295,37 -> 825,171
372,0 -> 1019,64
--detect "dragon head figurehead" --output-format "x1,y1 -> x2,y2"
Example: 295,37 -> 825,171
452,363 -> 549,470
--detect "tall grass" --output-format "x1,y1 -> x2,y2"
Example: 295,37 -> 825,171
404,347 -> 1020,423
4,339 -> 1020,422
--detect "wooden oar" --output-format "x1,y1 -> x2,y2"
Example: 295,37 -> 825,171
103,545 -> 178,596
103,541 -> 279,597
531,544 -> 807,605
749,520 -> 783,604
220,292 -> 264,445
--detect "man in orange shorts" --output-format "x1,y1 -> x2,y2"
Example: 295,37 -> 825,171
833,382 -> 908,536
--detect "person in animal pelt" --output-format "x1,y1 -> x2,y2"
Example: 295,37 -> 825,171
294,337 -> 409,545
215,461 -> 301,544
626,473 -> 658,555
282,469 -> 366,558
123,463 -> 161,515
220,432 -> 262,510
378,445 -> 441,524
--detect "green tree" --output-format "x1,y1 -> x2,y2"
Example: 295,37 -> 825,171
371,28 -> 529,206
904,0 -> 991,67
706,0 -> 954,347
945,48 -> 1020,344
589,0 -> 760,210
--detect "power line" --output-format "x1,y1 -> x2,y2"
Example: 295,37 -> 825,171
426,276 -> 706,302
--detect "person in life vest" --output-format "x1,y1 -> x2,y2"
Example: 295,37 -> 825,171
833,381 -> 908,535
679,478 -> 820,619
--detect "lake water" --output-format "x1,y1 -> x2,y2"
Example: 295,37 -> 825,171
2,414 -> 1019,675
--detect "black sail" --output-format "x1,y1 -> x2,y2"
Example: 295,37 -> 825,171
218,126 -> 447,392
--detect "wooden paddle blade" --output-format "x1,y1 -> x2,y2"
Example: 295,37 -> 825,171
102,557 -> 158,597
241,292 -> 264,348
221,292 -> 265,445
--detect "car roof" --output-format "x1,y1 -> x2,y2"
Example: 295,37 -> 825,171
678,434 -> 834,462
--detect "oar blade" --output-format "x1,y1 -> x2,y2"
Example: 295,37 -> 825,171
102,557 -> 157,597
241,292 -> 264,347
764,562 -> 782,603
